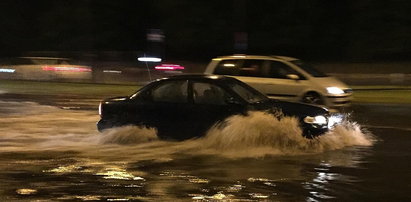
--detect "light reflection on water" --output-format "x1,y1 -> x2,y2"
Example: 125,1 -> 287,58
0,101 -> 376,201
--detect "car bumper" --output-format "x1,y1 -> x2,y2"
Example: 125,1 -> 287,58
325,94 -> 353,108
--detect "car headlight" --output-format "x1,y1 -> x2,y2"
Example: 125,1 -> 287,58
326,87 -> 345,95
304,115 -> 328,125
98,102 -> 103,117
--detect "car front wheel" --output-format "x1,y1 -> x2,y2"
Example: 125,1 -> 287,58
302,92 -> 323,105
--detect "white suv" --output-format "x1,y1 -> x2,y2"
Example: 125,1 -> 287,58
205,55 -> 352,109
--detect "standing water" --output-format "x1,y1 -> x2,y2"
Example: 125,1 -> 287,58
0,100 -> 399,201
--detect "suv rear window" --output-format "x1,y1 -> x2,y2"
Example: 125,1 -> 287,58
239,59 -> 264,77
214,59 -> 305,79
214,60 -> 241,75
215,59 -> 265,77
290,60 -> 327,77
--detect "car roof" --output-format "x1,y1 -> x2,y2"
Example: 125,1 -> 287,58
156,74 -> 234,82
213,54 -> 299,61
19,57 -> 70,60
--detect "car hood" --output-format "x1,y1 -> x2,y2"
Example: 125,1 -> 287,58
103,96 -> 129,103
310,76 -> 349,89
264,99 -> 329,117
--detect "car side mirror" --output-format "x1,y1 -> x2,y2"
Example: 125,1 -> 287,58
286,74 -> 300,80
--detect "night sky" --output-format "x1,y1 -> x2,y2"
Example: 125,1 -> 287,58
1,0 -> 411,61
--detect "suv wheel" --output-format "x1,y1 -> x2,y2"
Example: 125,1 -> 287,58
302,92 -> 323,105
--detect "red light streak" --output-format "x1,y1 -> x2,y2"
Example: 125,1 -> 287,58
42,66 -> 91,72
154,64 -> 185,70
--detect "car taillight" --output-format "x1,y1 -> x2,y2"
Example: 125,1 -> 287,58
42,66 -> 91,72
154,64 -> 185,70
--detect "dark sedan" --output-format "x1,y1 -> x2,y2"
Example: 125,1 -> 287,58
98,75 -> 330,140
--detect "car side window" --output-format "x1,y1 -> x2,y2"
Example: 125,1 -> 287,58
151,80 -> 188,103
266,61 -> 302,79
214,60 -> 241,75
32,59 -> 57,65
58,59 -> 70,65
11,58 -> 33,65
193,82 -> 228,105
239,59 -> 264,77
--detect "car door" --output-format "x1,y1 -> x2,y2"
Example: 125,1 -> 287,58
132,80 -> 192,139
229,59 -> 269,92
258,60 -> 308,102
188,81 -> 245,136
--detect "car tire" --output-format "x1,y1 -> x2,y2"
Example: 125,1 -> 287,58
302,92 -> 323,105
97,119 -> 114,132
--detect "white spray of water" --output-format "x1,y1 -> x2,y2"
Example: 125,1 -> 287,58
0,100 -> 375,159
187,111 -> 375,158
0,101 -> 99,151
315,121 -> 373,151
98,125 -> 158,145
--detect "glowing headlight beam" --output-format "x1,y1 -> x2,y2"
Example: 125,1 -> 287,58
326,87 -> 345,95
304,115 -> 328,125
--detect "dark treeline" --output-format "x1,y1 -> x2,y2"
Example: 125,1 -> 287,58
1,0 -> 410,62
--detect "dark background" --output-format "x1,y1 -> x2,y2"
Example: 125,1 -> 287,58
1,0 -> 410,62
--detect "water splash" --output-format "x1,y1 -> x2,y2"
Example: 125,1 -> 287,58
315,120 -> 374,151
99,125 -> 158,145
189,111 -> 375,157
0,100 -> 374,159
195,111 -> 304,156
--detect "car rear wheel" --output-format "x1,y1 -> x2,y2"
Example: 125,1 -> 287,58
302,92 -> 323,105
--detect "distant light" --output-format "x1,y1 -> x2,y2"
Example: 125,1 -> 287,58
155,64 -> 184,70
103,70 -> 122,74
223,63 -> 236,67
138,57 -> 162,62
16,189 -> 37,195
42,66 -> 91,72
0,68 -> 15,73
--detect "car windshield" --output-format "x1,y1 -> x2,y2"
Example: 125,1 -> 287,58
227,79 -> 268,103
290,60 -> 328,77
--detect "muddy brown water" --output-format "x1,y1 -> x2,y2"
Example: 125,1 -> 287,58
0,96 -> 410,201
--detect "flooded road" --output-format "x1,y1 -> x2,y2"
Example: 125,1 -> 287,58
0,95 -> 410,201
